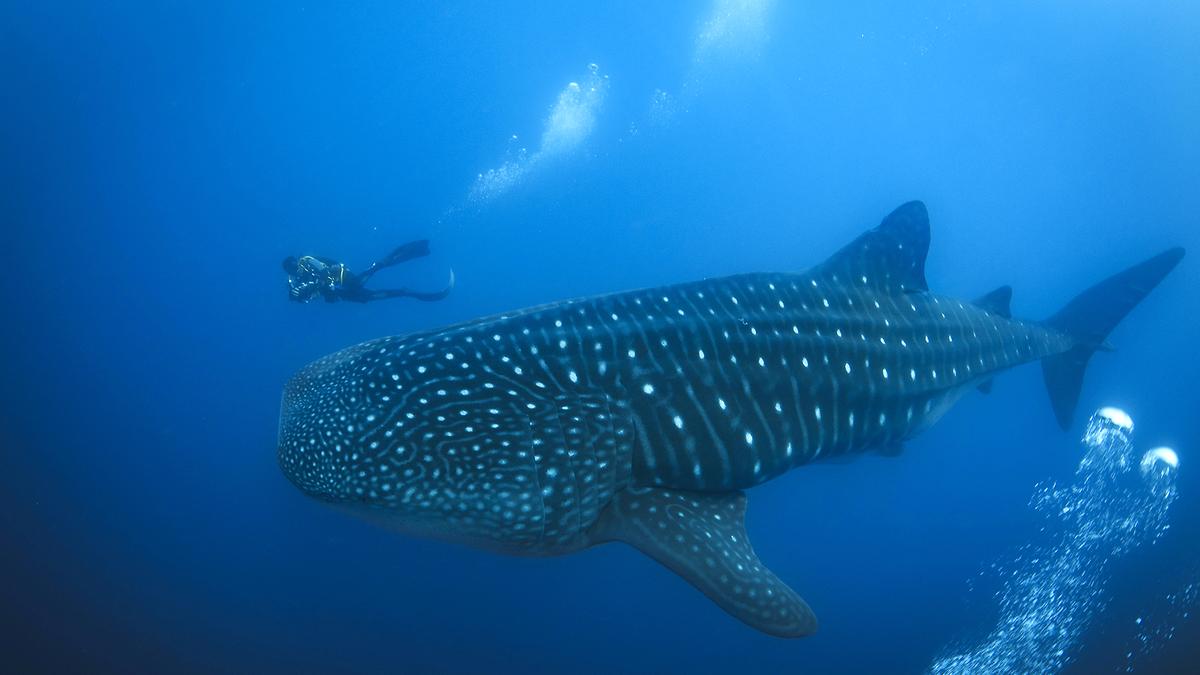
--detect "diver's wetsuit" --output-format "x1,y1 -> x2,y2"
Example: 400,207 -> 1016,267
285,240 -> 453,304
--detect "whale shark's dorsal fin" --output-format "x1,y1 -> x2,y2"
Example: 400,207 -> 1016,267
592,487 -> 817,637
815,200 -> 930,294
975,285 -> 1013,318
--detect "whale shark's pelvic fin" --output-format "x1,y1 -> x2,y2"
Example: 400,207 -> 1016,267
592,487 -> 817,638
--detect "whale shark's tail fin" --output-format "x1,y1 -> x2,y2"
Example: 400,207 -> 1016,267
1042,247 -> 1185,429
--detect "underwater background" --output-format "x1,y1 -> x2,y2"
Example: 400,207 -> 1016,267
3,1 -> 1199,673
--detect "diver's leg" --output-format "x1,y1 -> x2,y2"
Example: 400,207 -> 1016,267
354,265 -> 381,284
358,289 -> 404,302
361,289 -> 418,302
362,284 -> 450,303
332,276 -> 371,303
354,268 -> 452,303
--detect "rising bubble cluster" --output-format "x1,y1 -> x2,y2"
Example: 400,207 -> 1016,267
929,407 -> 1179,675
469,64 -> 608,203
694,0 -> 774,63
1124,578 -> 1199,671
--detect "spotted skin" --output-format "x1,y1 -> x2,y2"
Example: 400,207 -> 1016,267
278,201 -> 1176,637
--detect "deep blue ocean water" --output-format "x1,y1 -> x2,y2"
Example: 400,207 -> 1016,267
3,2 -> 1199,673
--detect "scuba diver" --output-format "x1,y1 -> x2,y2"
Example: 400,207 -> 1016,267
282,240 -> 454,304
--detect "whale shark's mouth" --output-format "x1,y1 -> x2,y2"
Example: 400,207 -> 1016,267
277,343 -> 381,501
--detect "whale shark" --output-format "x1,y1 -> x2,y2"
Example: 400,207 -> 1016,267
277,201 -> 1183,637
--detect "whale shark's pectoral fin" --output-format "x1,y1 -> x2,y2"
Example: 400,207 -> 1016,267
592,487 -> 817,638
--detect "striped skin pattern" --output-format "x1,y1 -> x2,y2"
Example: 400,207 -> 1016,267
277,202 -> 1114,637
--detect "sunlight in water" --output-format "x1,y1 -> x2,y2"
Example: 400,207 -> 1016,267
469,64 -> 608,203
928,408 -> 1179,675
640,0 -> 774,132
694,0 -> 774,63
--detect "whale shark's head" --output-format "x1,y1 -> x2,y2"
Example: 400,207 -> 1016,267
279,338 -> 503,500
277,333 -> 622,554
277,342 -> 374,504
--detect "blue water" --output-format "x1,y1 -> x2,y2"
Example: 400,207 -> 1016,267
4,2 -> 1199,673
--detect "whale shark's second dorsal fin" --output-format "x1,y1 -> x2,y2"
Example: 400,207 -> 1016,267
975,285 -> 1013,318
815,200 -> 930,294
591,487 -> 817,638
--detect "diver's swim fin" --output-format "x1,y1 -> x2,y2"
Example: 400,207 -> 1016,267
409,268 -> 455,302
378,240 -> 432,268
